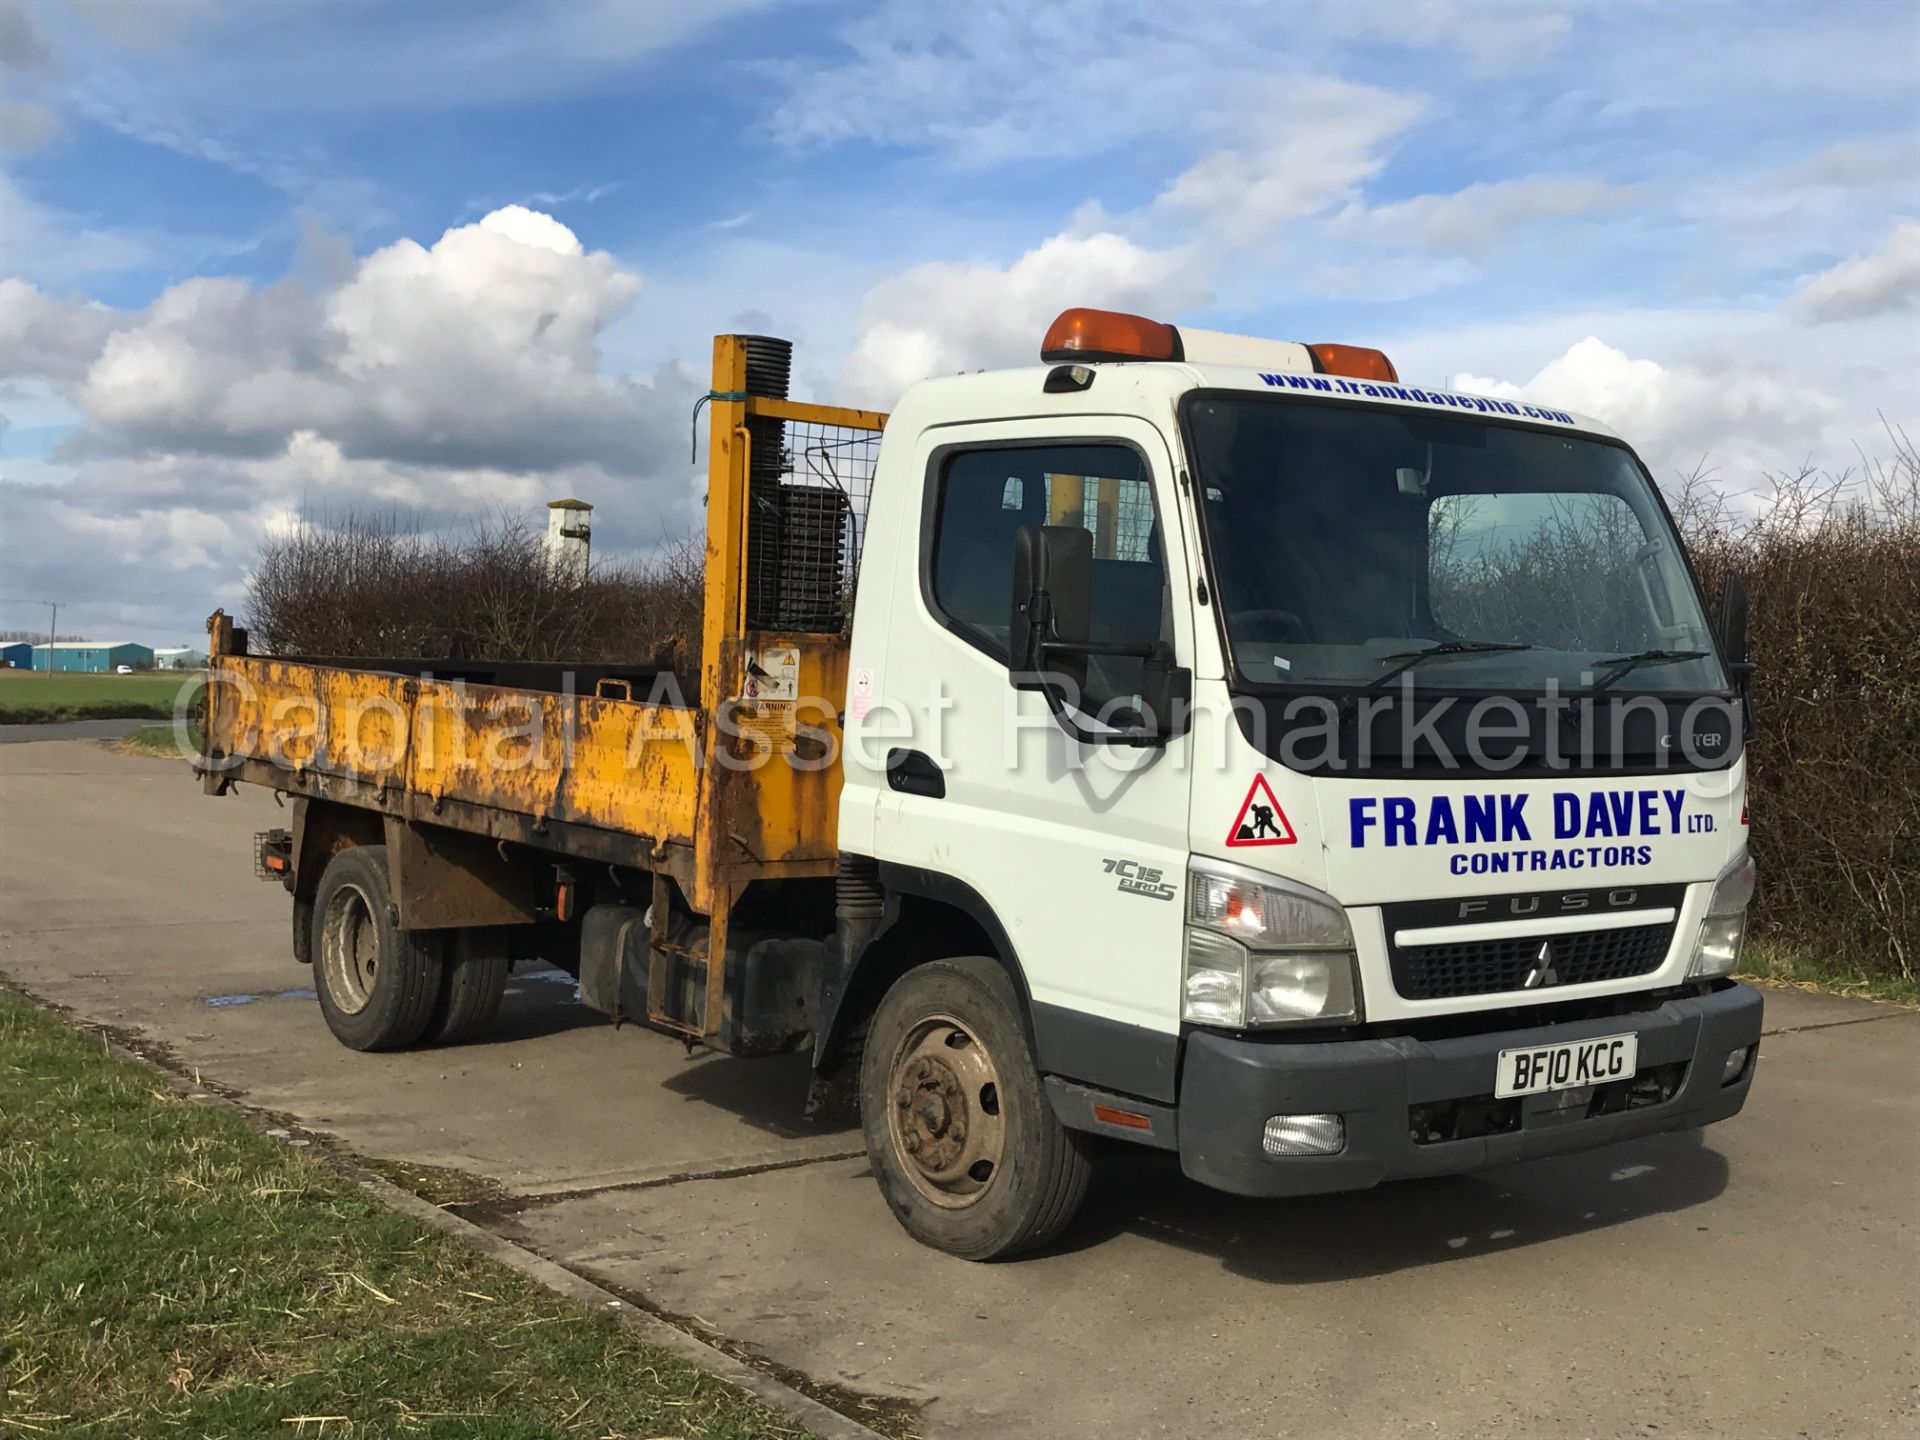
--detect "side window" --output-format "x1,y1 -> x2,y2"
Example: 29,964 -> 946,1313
930,443 -> 1168,711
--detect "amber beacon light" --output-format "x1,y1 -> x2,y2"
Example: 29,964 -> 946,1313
1307,342 -> 1399,382
1041,307 -> 1183,363
1041,307 -> 1397,382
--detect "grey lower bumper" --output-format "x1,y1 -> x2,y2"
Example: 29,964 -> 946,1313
1177,982 -> 1763,1197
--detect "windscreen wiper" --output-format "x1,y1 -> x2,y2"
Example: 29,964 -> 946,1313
1338,639 -> 1533,722
1574,648 -> 1711,699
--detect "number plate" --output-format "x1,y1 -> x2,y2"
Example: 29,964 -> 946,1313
1496,1034 -> 1638,1098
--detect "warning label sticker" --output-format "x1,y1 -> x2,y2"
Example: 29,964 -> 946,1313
1226,774 -> 1298,847
744,645 -> 798,702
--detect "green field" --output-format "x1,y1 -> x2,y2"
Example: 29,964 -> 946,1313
0,670 -> 199,724
0,987 -> 814,1439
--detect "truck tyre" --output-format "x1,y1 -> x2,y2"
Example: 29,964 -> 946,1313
292,895 -> 314,967
426,928 -> 510,1045
860,956 -> 1093,1260
311,846 -> 444,1052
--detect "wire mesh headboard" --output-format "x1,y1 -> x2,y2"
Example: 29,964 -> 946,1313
745,413 -> 883,634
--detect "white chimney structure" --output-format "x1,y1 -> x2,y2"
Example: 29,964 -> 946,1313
544,498 -> 592,582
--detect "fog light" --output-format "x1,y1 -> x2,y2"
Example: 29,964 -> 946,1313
1262,1113 -> 1345,1156
1721,1046 -> 1752,1085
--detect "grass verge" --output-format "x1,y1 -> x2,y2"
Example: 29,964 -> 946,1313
0,672 -> 198,725
1738,937 -> 1919,1007
112,723 -> 200,759
0,988 -> 815,1439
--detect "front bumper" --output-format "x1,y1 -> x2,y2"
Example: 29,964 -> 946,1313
1177,982 -> 1763,1197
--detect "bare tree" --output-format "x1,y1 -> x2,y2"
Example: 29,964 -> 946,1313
245,509 -> 705,669
1671,425 -> 1919,980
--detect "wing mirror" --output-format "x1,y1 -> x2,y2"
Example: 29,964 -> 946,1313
1011,525 -> 1092,689
1010,524 -> 1189,747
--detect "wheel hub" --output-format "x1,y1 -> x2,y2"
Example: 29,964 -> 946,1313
887,1015 -> 1006,1209
320,883 -> 379,1016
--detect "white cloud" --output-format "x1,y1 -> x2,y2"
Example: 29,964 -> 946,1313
1158,80 -> 1424,243
1346,176 -> 1634,259
1775,138 -> 1920,193
65,0 -> 219,49
0,205 -> 709,644
0,279 -> 120,381
1790,219 -> 1920,323
0,0 -> 47,67
1347,0 -> 1574,70
55,0 -> 777,116
767,2 -> 1207,164
843,229 -> 1206,403
0,172 -> 153,283
1452,334 -> 1843,484
0,96 -> 58,151
49,205 -> 676,475
768,0 -> 1560,165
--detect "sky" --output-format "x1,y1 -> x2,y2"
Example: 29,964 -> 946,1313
1,0 -> 1916,647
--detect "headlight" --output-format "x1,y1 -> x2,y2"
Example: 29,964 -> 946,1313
1182,862 -> 1359,1027
1688,850 -> 1756,979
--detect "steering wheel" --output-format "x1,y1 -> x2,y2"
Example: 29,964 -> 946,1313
1230,608 -> 1308,643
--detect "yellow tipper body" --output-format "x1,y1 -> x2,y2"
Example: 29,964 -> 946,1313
202,334 -> 886,1034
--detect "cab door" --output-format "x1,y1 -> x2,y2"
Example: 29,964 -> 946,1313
869,416 -> 1195,1095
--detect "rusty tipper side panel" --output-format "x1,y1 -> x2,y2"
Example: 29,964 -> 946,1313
202,652 -> 707,882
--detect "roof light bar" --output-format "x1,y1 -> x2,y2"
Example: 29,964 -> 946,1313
1040,307 -> 1397,383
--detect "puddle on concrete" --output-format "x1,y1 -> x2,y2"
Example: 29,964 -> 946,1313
202,988 -> 318,1008
507,969 -> 580,1001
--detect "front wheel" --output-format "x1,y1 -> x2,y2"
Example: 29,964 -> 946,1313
859,956 -> 1092,1260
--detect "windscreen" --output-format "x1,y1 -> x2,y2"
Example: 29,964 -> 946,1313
1184,395 -> 1728,694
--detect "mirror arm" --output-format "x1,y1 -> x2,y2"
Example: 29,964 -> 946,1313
1017,639 -> 1191,748
1018,673 -> 1169,748
1039,639 -> 1159,660
1729,659 -> 1756,741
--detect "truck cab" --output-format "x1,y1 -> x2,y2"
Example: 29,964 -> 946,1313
829,308 -> 1760,1255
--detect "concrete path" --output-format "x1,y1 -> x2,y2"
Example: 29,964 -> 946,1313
0,716 -> 163,743
2,739 -> 1915,1438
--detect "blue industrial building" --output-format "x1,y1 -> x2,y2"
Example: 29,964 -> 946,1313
31,642 -> 156,673
0,642 -> 32,669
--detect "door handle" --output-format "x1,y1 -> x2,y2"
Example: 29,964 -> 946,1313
885,748 -> 946,799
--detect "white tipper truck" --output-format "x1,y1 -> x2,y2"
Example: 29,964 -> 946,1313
211,309 -> 1763,1260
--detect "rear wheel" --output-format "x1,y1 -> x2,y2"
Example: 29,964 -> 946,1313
426,927 -> 510,1045
311,846 -> 443,1052
859,956 -> 1092,1260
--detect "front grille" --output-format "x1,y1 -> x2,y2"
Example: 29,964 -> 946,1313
1390,921 -> 1674,1000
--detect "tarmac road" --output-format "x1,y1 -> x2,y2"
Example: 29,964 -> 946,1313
2,738 -> 1915,1438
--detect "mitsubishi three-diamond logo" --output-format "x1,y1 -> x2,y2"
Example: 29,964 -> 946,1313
1522,940 -> 1562,989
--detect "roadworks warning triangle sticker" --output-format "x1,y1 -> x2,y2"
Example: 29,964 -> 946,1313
1226,774 -> 1298,847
